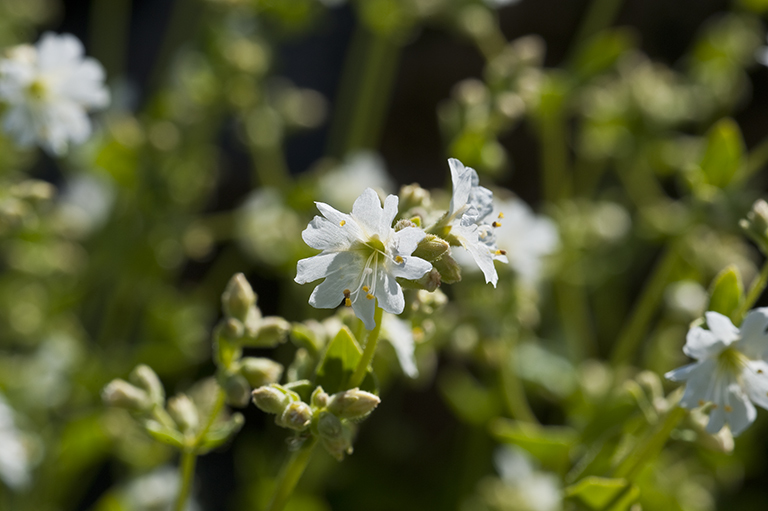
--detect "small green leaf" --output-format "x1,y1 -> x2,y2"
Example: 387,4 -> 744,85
565,476 -> 639,511
315,326 -> 375,394
199,413 -> 245,453
708,265 -> 744,322
290,322 -> 323,355
283,379 -> 315,403
699,118 -> 744,189
490,418 -> 577,474
143,420 -> 185,448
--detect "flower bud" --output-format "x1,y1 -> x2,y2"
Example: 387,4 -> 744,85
311,386 -> 329,408
102,379 -> 151,412
220,317 -> 245,340
413,235 -> 450,262
240,357 -> 284,388
277,401 -> 312,431
129,365 -> 165,406
244,316 -> 291,347
222,373 -> 251,408
327,388 -> 381,420
222,273 -> 257,321
167,394 -> 199,433
316,411 -> 353,461
251,384 -> 292,414
399,183 -> 431,212
740,199 -> 768,254
433,254 -> 462,284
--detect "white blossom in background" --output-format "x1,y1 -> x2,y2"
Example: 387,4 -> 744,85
0,32 -> 110,155
296,188 -> 432,330
665,310 -> 768,436
57,173 -> 115,237
440,158 -> 507,287
317,151 -> 394,212
0,394 -> 31,490
236,187 -> 304,266
122,466 -> 199,511
492,446 -> 562,511
381,313 -> 419,378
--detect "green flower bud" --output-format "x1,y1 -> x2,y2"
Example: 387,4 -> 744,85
399,183 -> 431,212
222,273 -> 257,321
327,388 -> 381,420
129,364 -> 165,406
102,379 -> 151,412
251,384 -> 292,414
413,235 -> 450,262
220,317 -> 245,340
222,373 -> 251,408
167,394 -> 199,433
740,199 -> 768,254
316,411 -> 353,461
12,180 -> 56,202
277,401 -> 312,431
240,357 -> 284,388
243,316 -> 291,347
433,254 -> 462,284
311,386 -> 329,408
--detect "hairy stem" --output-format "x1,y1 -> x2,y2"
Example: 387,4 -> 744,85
266,438 -> 319,511
349,306 -> 384,389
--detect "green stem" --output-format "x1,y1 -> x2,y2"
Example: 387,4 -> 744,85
610,245 -> 679,366
537,109 -> 570,204
554,279 -> 597,361
500,336 -> 538,423
569,0 -> 625,54
740,134 -> 768,182
266,437 -> 319,511
735,258 -> 768,321
349,306 -> 384,389
173,449 -> 197,511
328,24 -> 400,157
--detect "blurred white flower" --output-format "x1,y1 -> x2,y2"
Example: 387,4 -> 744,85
381,313 -> 419,378
666,310 -> 768,436
236,188 -> 304,266
57,173 -> 115,237
0,32 -> 110,155
123,466 -> 199,511
0,394 -> 31,490
440,158 -> 506,287
493,446 -> 562,511
317,152 -> 394,212
296,188 -> 431,330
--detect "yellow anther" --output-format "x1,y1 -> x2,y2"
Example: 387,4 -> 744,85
498,212 -> 504,219
725,405 -> 733,412
340,220 -> 346,226
698,400 -> 705,406
495,249 -> 507,256
395,255 -> 404,264
492,221 -> 501,228
366,293 -> 374,300
362,286 -> 369,293
759,369 -> 764,374
711,404 -> 718,409
344,298 -> 352,307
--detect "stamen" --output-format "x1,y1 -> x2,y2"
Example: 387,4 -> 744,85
724,405 -> 733,412
495,249 -> 507,255
395,255 -> 404,264
340,220 -> 346,226
362,286 -> 369,293
711,404 -> 718,409
492,221 -> 501,228
366,293 -> 374,300
759,369 -> 764,374
498,212 -> 504,219
344,298 -> 352,307
698,400 -> 705,406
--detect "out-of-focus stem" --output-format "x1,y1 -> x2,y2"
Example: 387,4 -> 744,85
173,449 -> 197,511
265,438 -> 318,511
328,24 -> 400,157
610,245 -> 679,366
735,258 -> 768,322
89,0 -> 132,77
555,280 -> 597,361
569,0 -> 626,54
537,110 -> 571,203
349,306 -> 384,389
500,335 -> 538,423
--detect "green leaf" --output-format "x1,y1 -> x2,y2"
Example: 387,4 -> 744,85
143,420 -> 185,448
283,379 -> 315,403
199,413 -> 245,453
490,418 -> 577,474
290,322 -> 324,355
570,28 -> 637,82
708,265 -> 744,322
438,368 -> 501,426
699,118 -> 744,189
315,326 -> 375,394
565,476 -> 639,511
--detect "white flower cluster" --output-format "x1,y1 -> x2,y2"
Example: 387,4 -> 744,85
0,32 -> 109,155
666,310 -> 768,436
296,158 -> 542,329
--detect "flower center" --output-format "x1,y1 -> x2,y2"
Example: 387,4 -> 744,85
26,79 -> 47,101
365,235 -> 386,254
717,346 -> 748,375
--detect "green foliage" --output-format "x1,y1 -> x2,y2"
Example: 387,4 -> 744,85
565,476 -> 640,511
315,326 -> 376,395
708,264 -> 744,322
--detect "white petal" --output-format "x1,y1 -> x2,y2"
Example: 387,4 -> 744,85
351,188 -> 385,237
706,406 -> 727,434
677,359 -> 717,408
374,269 -> 405,315
37,32 -> 84,71
468,182 -> 494,222
664,362 -> 698,382
381,194 -> 399,236
455,224 -> 498,287
705,311 -> 739,344
301,215 -> 354,251
743,360 -> 768,410
382,314 -> 419,378
448,158 -> 473,217
296,252 -> 344,284
683,327 -> 723,360
738,307 -> 768,359
351,293 -> 376,330
304,253 -> 363,308
724,383 -> 756,437
392,226 -> 425,256
389,256 -> 432,281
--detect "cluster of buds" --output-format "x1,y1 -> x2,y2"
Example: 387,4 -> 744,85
102,365 -> 243,452
251,384 -> 380,460
740,199 -> 768,255
0,179 -> 56,234
215,273 -> 291,406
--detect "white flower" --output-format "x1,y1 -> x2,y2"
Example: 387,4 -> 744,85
665,310 -> 768,436
0,32 -> 110,155
493,446 -> 562,511
123,466 -> 200,511
439,158 -> 506,287
296,188 -> 432,330
0,394 -> 31,490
